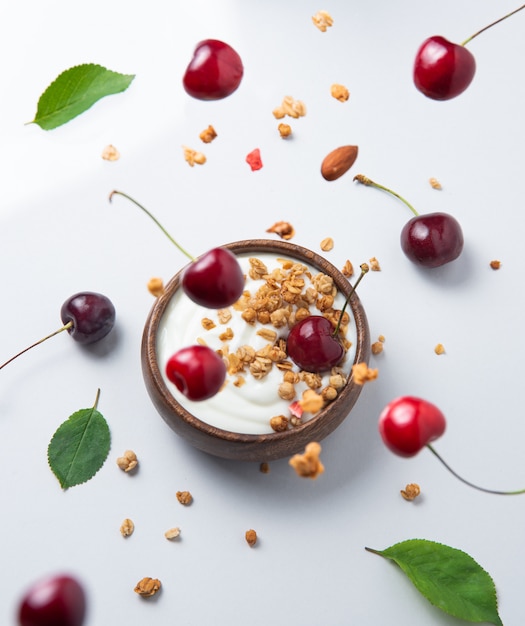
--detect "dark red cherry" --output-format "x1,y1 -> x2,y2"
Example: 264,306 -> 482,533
60,292 -> 116,344
182,247 -> 245,309
166,345 -> 226,401
413,36 -> 476,100
400,212 -> 464,268
183,39 -> 243,100
378,396 -> 446,457
287,316 -> 344,372
18,574 -> 86,626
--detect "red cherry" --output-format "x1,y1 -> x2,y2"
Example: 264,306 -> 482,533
354,175 -> 463,268
166,345 -> 226,401
182,247 -> 245,309
378,396 -> 446,457
287,316 -> 344,372
413,36 -> 476,100
109,193 -> 245,310
18,574 -> 86,626
400,212 -> 464,268
183,39 -> 243,100
60,292 -> 116,344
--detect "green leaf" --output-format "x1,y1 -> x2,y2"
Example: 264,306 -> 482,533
366,539 -> 503,625
30,63 -> 135,130
48,390 -> 111,489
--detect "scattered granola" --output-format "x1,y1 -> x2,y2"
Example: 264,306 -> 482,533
245,529 -> 258,547
260,462 -> 270,474
369,257 -> 381,271
278,122 -> 292,138
351,362 -> 378,385
490,260 -> 501,270
116,450 -> 138,472
429,177 -> 442,190
246,148 -> 263,171
183,145 -> 206,166
164,527 -> 181,540
434,343 -> 445,355
120,518 -> 135,537
320,237 -> 334,252
371,340 -> 384,355
400,483 -> 421,501
134,577 -> 161,598
272,96 -> 307,119
101,144 -> 120,161
201,317 -> 216,330
147,277 -> 165,298
330,83 -> 349,102
176,490 -> 193,505
341,259 -> 354,277
266,221 -> 295,240
312,10 -> 334,32
199,125 -> 217,143
289,442 -> 325,479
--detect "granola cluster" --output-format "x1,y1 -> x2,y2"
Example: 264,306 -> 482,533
199,256 -> 353,431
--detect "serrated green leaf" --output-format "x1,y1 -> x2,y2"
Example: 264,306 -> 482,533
366,539 -> 503,625
48,394 -> 110,489
30,63 -> 135,130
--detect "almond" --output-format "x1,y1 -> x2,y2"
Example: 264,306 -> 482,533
321,145 -> 358,181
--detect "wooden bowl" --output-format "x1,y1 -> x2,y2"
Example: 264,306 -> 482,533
141,239 -> 370,462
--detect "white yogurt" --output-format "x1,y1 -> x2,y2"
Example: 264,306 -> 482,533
156,253 -> 356,434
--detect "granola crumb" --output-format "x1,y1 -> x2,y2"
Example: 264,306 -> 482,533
266,220 -> 295,240
259,462 -> 270,474
201,317 -> 216,330
434,343 -> 445,355
289,442 -> 324,479
371,341 -> 384,355
278,122 -> 292,138
183,145 -> 206,166
330,83 -> 349,102
199,125 -> 217,143
312,10 -> 334,32
245,529 -> 257,547
400,483 -> 421,501
164,527 -> 181,540
272,96 -> 307,119
490,259 -> 501,270
134,577 -> 161,598
147,277 -> 165,298
429,177 -> 442,190
298,389 -> 324,413
341,259 -> 354,277
369,257 -> 381,271
351,362 -> 378,385
120,518 -> 135,537
176,491 -> 193,505
270,415 -> 289,432
101,144 -> 120,161
116,450 -> 138,472
320,237 -> 334,252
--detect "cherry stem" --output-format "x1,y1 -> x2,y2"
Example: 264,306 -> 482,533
353,174 -> 419,217
109,190 -> 195,261
333,264 -> 369,336
426,443 -> 525,496
0,321 -> 73,370
461,4 -> 525,46
93,388 -> 101,410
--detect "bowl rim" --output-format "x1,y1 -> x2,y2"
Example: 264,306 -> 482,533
141,238 -> 370,451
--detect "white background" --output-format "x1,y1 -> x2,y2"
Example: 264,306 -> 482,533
1,1 -> 524,624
